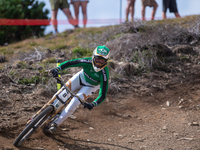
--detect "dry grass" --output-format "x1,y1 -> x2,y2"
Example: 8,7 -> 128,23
0,15 -> 200,76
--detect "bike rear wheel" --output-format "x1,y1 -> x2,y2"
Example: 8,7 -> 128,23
13,105 -> 54,147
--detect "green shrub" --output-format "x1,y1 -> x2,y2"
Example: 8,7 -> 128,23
56,44 -> 68,50
29,42 -> 38,46
180,56 -> 190,62
17,61 -> 28,69
18,75 -> 47,85
0,0 -> 49,45
42,57 -> 56,63
0,48 -> 7,55
72,47 -> 92,58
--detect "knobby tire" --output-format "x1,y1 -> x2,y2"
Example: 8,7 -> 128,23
13,105 -> 54,147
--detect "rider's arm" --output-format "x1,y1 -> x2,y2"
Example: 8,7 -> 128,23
92,68 -> 109,106
56,58 -> 91,71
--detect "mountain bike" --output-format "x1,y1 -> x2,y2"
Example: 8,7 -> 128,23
13,76 -> 87,147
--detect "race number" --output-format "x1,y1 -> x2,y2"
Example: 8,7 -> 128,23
57,89 -> 72,103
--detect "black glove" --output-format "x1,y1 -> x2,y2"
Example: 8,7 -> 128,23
84,103 -> 94,110
51,68 -> 59,78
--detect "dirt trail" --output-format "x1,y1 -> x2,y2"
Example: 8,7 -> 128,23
1,19 -> 200,149
0,75 -> 200,150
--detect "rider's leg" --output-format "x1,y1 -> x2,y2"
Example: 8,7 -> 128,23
48,70 -> 82,133
52,70 -> 82,98
55,77 -> 99,125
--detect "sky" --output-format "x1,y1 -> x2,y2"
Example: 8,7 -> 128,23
38,0 -> 200,35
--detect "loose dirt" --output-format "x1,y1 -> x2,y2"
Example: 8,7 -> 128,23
0,63 -> 200,150
1,21 -> 200,150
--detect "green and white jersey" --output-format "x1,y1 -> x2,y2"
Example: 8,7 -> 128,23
57,57 -> 109,106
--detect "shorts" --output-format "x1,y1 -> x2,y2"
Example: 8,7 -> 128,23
141,0 -> 157,7
162,0 -> 178,13
72,0 -> 89,2
49,0 -> 69,10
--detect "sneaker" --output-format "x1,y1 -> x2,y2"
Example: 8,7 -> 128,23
48,122 -> 58,134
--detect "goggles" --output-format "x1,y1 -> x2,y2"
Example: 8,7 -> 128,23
93,56 -> 107,68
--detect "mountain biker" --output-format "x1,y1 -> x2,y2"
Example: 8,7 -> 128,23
48,45 -> 110,134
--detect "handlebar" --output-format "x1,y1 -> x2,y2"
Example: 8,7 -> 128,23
55,76 -> 87,106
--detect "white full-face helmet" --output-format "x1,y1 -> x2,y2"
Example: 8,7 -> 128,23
92,45 -> 110,72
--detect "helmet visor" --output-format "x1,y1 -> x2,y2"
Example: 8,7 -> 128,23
93,56 -> 107,68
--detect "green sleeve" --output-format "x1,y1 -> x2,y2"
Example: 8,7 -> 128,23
57,57 -> 92,71
93,67 -> 109,106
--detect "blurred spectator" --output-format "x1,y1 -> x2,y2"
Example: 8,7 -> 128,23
141,0 -> 158,21
126,0 -> 136,22
49,0 -> 79,34
70,0 -> 89,28
162,0 -> 181,19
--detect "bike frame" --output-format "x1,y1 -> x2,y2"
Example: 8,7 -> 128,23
26,76 -> 86,132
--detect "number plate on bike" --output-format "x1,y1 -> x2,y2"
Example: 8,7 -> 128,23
57,89 -> 72,103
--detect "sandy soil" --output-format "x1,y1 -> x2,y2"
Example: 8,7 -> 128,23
0,65 -> 200,150
0,29 -> 200,149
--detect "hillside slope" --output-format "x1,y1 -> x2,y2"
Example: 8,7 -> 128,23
0,15 -> 200,150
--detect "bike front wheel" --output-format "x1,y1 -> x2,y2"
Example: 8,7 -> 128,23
13,105 -> 54,147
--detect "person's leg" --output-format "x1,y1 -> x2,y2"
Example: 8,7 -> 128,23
61,0 -> 78,27
80,1 -> 88,27
162,12 -> 167,19
169,0 -> 181,18
151,2 -> 158,20
126,0 -> 131,21
55,97 -> 80,125
162,0 -> 168,19
62,8 -> 77,26
72,1 -> 81,27
54,70 -> 83,125
51,10 -> 58,33
129,6 -> 132,20
55,71 -> 100,125
141,0 -> 147,20
130,0 -> 135,22
49,0 -> 59,33
141,6 -> 145,20
174,12 -> 181,18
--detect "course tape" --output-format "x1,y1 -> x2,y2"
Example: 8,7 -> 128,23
0,19 -> 122,26
0,19 -> 50,25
